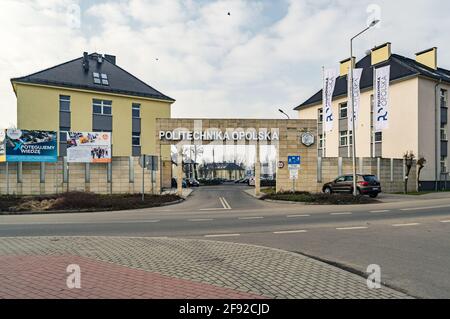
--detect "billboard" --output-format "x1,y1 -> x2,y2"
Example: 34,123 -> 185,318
5,129 -> 57,162
0,130 -> 5,162
67,132 -> 111,163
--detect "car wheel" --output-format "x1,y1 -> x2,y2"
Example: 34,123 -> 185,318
323,187 -> 332,194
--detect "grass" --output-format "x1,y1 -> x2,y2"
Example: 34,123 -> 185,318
0,192 -> 181,213
261,192 -> 378,205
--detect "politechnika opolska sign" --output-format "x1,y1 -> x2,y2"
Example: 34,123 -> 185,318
159,130 -> 279,141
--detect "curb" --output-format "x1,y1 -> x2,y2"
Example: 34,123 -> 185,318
0,198 -> 185,216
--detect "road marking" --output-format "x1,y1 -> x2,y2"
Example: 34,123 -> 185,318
287,214 -> 310,218
440,220 -> 450,223
220,197 -> 232,210
370,210 -> 390,213
204,234 -> 240,238
199,208 -> 228,211
238,216 -> 264,220
392,223 -> 420,227
331,212 -> 352,215
336,226 -> 368,231
273,230 -> 307,234
188,219 -> 214,222
400,205 -> 450,211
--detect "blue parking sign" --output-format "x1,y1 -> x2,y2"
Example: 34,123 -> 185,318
288,156 -> 301,165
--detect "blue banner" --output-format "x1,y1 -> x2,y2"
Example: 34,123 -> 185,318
5,129 -> 57,162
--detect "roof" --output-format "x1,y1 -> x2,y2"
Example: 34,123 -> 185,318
11,53 -> 175,102
203,162 -> 245,171
295,52 -> 450,110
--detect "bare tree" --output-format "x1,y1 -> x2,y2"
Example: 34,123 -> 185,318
403,151 -> 415,194
416,157 -> 426,192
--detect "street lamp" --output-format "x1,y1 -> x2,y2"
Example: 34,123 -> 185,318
279,109 -> 290,119
350,19 -> 380,196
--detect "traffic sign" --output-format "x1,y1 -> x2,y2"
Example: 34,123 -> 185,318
289,169 -> 298,180
288,156 -> 301,165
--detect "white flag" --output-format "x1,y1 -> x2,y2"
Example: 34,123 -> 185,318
374,65 -> 390,131
348,68 -> 363,129
323,69 -> 337,133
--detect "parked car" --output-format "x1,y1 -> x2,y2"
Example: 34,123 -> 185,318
322,174 -> 381,198
248,176 -> 255,186
187,178 -> 200,187
171,178 -> 187,188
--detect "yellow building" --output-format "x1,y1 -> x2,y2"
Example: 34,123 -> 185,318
295,43 -> 450,191
11,52 -> 174,161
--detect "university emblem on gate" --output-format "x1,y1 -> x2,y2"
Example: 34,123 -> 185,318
300,132 -> 315,147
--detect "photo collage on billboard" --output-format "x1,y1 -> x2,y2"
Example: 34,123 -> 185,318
67,132 -> 112,163
4,129 -> 58,162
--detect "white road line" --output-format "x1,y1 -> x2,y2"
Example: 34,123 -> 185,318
400,205 -> 450,211
188,219 -> 214,222
336,226 -> 368,231
331,212 -> 352,215
392,223 -> 421,227
287,214 -> 310,218
221,197 -> 232,210
238,216 -> 264,220
273,230 -> 307,234
204,234 -> 240,238
440,220 -> 450,223
370,210 -> 390,213
199,208 -> 227,211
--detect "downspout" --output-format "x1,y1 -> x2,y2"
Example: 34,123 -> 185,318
435,79 -> 442,191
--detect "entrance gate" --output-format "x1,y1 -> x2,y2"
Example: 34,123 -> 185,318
155,119 -> 318,196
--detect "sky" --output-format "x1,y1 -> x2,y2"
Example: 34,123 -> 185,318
1,0 -> 450,129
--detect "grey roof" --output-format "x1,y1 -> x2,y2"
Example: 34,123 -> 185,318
295,52 -> 450,110
11,53 -> 175,102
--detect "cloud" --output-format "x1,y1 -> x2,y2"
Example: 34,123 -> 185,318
1,0 -> 450,129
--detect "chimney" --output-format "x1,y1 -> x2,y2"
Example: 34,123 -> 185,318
104,54 -> 116,65
82,52 -> 89,72
371,42 -> 391,65
415,47 -> 437,70
340,57 -> 355,77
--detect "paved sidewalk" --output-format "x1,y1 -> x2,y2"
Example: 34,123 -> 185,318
0,237 -> 410,299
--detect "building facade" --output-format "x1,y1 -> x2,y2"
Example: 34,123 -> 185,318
295,43 -> 450,190
11,52 -> 174,162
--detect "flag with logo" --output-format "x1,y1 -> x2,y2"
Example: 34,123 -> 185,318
374,65 -> 390,131
323,69 -> 337,132
348,68 -> 363,129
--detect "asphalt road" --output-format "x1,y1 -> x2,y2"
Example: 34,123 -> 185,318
1,184 -> 450,298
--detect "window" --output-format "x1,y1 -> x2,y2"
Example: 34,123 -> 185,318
319,134 -> 324,149
93,99 -> 112,115
339,130 -> 353,147
374,132 -> 382,143
339,103 -> 348,119
59,127 -> 70,142
441,156 -> 448,174
93,73 -> 109,85
318,108 -> 323,123
441,124 -> 448,141
441,89 -> 448,108
59,95 -> 71,112
132,103 -> 141,118
132,133 -> 141,146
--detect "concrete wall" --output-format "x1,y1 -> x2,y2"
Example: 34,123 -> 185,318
0,157 -> 172,195
318,157 -> 416,193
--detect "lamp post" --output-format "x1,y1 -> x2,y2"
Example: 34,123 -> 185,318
278,109 -> 290,119
350,19 -> 380,196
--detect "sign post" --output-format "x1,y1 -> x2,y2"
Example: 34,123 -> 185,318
288,156 -> 301,193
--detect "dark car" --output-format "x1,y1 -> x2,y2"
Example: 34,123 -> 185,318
187,178 -> 200,187
322,174 -> 381,198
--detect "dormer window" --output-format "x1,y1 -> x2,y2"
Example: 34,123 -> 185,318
93,72 -> 109,86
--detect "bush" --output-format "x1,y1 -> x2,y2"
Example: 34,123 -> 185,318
198,179 -> 223,186
1,192 -> 181,213
261,192 -> 377,205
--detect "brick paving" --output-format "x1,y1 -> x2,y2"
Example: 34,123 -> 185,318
0,237 -> 411,299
